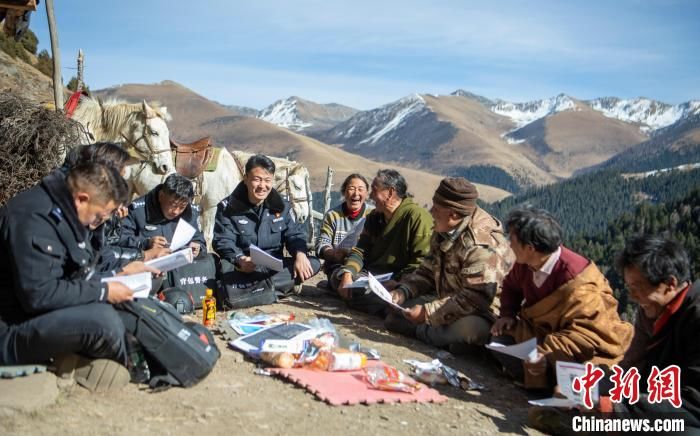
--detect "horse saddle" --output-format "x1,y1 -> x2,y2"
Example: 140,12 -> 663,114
170,136 -> 214,179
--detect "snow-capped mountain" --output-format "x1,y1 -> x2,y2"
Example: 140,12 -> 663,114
258,97 -> 312,131
450,89 -> 495,107
314,93 -> 436,150
258,96 -> 357,133
345,94 -> 429,145
586,97 -> 700,132
490,94 -> 578,128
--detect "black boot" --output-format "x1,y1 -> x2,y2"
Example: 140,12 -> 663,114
384,313 -> 417,338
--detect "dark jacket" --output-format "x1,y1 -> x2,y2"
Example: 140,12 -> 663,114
0,172 -> 109,328
613,281 -> 700,427
118,184 -> 206,255
213,182 -> 307,263
90,215 -> 142,273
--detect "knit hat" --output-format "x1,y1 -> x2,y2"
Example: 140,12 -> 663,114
432,177 -> 478,215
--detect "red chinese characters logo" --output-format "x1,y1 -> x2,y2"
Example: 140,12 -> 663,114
647,365 -> 682,408
609,365 -> 641,405
570,363 -> 682,409
572,362 -> 605,409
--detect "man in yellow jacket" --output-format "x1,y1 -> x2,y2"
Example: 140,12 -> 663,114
491,206 -> 632,388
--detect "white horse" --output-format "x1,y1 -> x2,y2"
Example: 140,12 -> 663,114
70,97 -> 175,195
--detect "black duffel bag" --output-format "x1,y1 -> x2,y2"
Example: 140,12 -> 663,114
219,277 -> 277,309
164,254 -> 218,309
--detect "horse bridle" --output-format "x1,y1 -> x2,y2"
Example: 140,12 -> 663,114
275,164 -> 309,206
120,114 -> 170,171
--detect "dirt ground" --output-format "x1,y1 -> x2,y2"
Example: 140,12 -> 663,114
0,281 -> 545,436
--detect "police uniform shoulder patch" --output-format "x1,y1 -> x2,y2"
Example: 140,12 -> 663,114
131,200 -> 145,209
49,207 -> 63,222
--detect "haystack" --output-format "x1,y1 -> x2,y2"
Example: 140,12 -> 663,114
0,91 -> 84,206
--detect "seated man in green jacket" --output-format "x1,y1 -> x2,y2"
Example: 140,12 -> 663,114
331,169 -> 433,316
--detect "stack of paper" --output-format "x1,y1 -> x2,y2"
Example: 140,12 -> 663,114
528,361 -> 600,408
250,244 -> 284,272
485,338 -> 539,362
145,247 -> 194,272
344,272 -> 393,289
170,218 -> 196,251
102,272 -> 152,298
366,273 -> 405,311
337,219 -> 366,251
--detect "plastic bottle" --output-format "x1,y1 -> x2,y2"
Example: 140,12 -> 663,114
125,333 -> 150,383
309,350 -> 367,371
202,288 -> 216,327
328,351 -> 367,371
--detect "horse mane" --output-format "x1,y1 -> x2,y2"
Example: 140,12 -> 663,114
71,96 -> 170,142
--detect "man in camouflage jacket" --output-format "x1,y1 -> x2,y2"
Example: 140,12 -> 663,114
387,177 -> 514,350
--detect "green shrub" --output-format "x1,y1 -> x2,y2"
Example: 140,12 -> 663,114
36,49 -> 53,77
19,29 -> 38,54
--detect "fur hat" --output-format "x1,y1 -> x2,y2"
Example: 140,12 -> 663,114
432,177 -> 478,215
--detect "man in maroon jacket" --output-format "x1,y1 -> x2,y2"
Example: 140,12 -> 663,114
491,206 -> 631,388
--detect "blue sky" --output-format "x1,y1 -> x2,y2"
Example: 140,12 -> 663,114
29,0 -> 700,110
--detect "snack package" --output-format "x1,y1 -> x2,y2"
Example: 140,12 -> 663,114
364,365 -> 422,393
403,358 -> 485,391
260,351 -> 295,369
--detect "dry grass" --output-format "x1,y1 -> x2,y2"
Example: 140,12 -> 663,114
0,92 -> 84,206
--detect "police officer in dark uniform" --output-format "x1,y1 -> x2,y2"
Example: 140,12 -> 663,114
213,154 -> 320,308
62,142 -> 146,275
0,162 -> 136,368
118,173 -> 206,260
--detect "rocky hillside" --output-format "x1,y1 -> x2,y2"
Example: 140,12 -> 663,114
0,49 -> 56,104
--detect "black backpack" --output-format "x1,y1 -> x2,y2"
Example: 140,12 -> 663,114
116,297 -> 220,389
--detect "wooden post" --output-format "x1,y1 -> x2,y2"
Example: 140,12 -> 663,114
322,166 -> 334,214
305,171 -> 315,246
45,0 -> 63,110
76,49 -> 84,92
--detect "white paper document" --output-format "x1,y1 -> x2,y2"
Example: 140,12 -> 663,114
528,361 -> 599,408
344,272 -> 393,289
367,272 -> 405,311
145,247 -> 194,272
249,244 -> 284,272
556,361 -> 598,406
101,272 -> 152,298
337,219 -> 366,250
528,397 -> 577,408
485,337 -> 539,361
170,218 -> 196,251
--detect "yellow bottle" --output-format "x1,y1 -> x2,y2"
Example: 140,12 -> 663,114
202,288 -> 216,327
